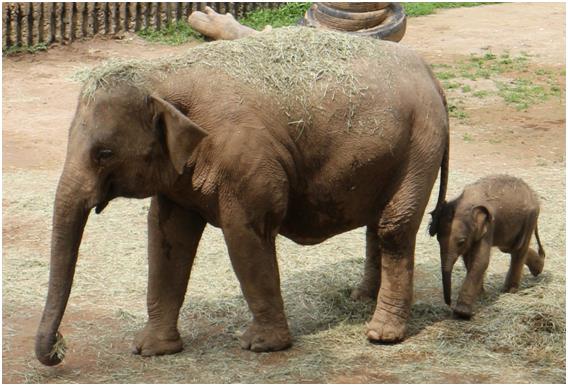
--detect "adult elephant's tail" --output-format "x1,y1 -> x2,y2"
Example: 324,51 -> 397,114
428,78 -> 449,237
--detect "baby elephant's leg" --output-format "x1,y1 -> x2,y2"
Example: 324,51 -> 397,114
503,249 -> 528,293
524,247 -> 544,276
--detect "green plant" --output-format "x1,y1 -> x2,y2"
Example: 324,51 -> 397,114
402,2 -> 496,17
462,132 -> 474,142
240,2 -> 311,30
448,102 -> 468,120
461,85 -> 472,93
497,79 -> 548,110
3,42 -> 48,55
137,21 -> 203,45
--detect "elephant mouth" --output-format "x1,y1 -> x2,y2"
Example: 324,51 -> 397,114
94,178 -> 116,214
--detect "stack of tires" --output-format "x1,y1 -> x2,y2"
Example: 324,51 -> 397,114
300,2 -> 406,42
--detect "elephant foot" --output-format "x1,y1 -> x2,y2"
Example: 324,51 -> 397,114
453,302 -> 473,319
502,284 -> 519,294
240,322 -> 292,352
132,325 -> 183,357
350,286 -> 378,302
365,312 -> 407,343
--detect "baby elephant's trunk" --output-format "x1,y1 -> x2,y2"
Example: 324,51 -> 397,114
442,269 -> 452,306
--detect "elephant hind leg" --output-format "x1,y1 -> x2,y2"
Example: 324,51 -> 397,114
525,247 -> 544,277
366,156 -> 442,342
351,225 -> 381,302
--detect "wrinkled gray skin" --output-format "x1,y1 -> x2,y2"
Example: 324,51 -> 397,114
35,39 -> 450,366
429,175 -> 545,318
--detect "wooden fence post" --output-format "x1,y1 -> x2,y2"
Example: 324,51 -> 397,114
5,4 -> 12,49
26,3 -> 33,46
38,2 -> 45,43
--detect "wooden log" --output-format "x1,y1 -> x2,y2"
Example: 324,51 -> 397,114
143,2 -> 150,29
38,2 -> 44,43
70,2 -> 77,41
124,2 -> 130,31
80,3 -> 88,37
165,2 -> 172,25
155,2 -> 161,30
103,2 -> 110,34
15,3 -> 23,46
93,2 -> 100,35
176,2 -> 182,22
134,2 -> 141,31
113,2 -> 120,33
26,2 -> 33,46
59,2 -> 66,41
5,4 -> 12,48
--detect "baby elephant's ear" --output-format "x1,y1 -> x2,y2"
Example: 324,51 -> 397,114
148,95 -> 209,175
472,205 -> 492,241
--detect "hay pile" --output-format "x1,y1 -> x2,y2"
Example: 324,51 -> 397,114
75,26 -> 402,125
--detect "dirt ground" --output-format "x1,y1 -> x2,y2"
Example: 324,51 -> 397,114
3,3 -> 565,383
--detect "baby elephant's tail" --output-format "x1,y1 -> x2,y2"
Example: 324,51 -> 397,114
534,223 -> 546,259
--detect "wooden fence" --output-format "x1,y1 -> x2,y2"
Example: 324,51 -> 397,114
2,2 -> 282,49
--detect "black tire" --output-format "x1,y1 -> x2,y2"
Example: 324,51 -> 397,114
320,2 -> 390,12
314,3 -> 389,31
300,2 -> 407,42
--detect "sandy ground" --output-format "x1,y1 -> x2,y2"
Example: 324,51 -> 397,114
2,3 -> 565,383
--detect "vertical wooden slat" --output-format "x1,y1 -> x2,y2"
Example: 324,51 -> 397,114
186,2 -> 191,19
5,4 -> 12,49
38,2 -> 44,44
15,3 -> 23,47
134,2 -> 141,31
124,2 -> 130,32
155,2 -> 161,30
165,2 -> 171,25
26,2 -> 33,46
93,2 -> 100,35
113,2 -> 120,34
175,2 -> 182,22
59,2 -> 65,42
70,2 -> 77,41
81,3 -> 88,37
103,2 -> 110,34
144,2 -> 151,30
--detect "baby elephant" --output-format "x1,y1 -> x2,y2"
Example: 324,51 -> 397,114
429,175 -> 545,318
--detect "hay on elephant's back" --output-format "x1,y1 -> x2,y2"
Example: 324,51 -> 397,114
75,27 -> 403,125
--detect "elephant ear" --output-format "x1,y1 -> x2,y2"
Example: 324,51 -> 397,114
472,205 -> 492,241
149,95 -> 209,175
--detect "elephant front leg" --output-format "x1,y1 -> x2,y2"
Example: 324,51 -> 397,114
454,242 -> 491,318
133,195 -> 206,356
351,225 -> 381,301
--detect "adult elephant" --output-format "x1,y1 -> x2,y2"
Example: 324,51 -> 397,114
36,27 -> 449,366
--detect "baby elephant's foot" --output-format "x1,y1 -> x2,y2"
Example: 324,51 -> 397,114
132,325 -> 183,357
453,302 -> 473,319
366,311 -> 407,343
350,286 -> 378,302
240,322 -> 292,352
503,283 -> 519,293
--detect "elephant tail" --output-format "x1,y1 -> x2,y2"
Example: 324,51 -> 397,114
534,222 -> 546,259
428,85 -> 449,237
428,133 -> 449,237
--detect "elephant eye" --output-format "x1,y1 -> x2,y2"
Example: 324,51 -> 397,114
94,148 -> 113,164
457,238 -> 466,247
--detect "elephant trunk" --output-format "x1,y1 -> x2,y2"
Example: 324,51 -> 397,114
35,168 -> 91,366
441,250 -> 457,306
442,267 -> 452,306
